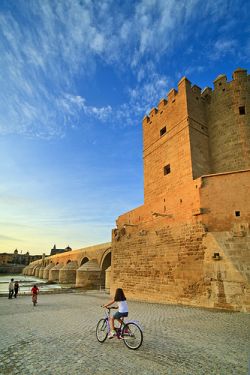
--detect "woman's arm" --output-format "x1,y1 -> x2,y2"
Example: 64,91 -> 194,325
103,299 -> 115,308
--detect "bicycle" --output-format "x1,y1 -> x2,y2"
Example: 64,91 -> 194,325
96,307 -> 143,350
32,293 -> 38,306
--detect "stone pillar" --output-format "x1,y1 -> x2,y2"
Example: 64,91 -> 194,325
43,263 -> 55,280
39,266 -> 45,279
59,262 -> 78,285
22,266 -> 29,275
34,266 -> 41,277
49,264 -> 63,282
76,260 -> 101,289
29,265 -> 37,276
105,266 -> 111,290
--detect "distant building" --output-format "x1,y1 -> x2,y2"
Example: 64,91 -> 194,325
0,249 -> 42,266
50,244 -> 72,256
0,249 -> 43,273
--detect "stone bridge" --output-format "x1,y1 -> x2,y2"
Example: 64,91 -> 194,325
23,242 -> 111,289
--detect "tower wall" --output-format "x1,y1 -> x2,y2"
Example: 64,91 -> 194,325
143,78 -> 193,206
186,84 -> 211,179
206,69 -> 250,173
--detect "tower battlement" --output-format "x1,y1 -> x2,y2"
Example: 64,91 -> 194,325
142,67 -> 250,200
143,68 -> 249,125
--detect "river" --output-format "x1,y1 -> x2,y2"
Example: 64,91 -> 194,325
0,274 -> 62,296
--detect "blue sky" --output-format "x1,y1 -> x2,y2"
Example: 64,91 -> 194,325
0,0 -> 249,254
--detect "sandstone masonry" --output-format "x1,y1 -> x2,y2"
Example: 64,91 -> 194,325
111,68 -> 250,312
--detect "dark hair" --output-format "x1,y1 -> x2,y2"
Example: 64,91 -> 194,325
114,288 -> 126,302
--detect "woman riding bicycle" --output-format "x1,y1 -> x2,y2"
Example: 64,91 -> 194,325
103,288 -> 128,338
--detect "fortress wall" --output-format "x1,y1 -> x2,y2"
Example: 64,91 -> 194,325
203,229 -> 250,312
185,83 -> 211,179
143,78 -> 188,151
143,124 -> 193,201
111,221 -> 250,311
189,122 -> 210,179
206,69 -> 250,173
143,78 -> 194,205
116,178 -> 202,230
199,170 -> 250,231
111,222 -> 209,307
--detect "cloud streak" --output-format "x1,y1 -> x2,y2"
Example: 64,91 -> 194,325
0,0 -> 247,138
0,234 -> 23,242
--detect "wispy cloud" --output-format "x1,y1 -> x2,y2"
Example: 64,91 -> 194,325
0,0 -> 247,138
211,38 -> 238,60
58,94 -> 112,122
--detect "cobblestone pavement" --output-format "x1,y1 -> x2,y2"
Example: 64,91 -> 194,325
0,291 -> 249,375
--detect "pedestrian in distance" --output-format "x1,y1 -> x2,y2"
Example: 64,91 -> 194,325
103,288 -> 129,338
14,281 -> 20,298
8,278 -> 14,299
31,284 -> 39,306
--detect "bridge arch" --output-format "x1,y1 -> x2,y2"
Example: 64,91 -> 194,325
80,257 -> 89,266
100,248 -> 112,289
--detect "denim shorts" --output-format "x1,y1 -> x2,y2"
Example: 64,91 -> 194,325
113,311 -> 128,319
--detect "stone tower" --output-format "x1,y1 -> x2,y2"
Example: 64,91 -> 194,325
143,68 -> 250,204
111,68 -> 250,312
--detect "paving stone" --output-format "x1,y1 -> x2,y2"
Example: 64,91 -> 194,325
0,292 -> 249,374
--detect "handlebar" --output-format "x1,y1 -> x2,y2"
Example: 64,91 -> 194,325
101,306 -> 117,310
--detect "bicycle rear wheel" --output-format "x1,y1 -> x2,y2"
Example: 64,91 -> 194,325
96,319 -> 108,343
122,322 -> 143,350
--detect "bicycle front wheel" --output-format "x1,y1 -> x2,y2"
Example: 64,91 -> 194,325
122,322 -> 143,350
96,319 -> 108,343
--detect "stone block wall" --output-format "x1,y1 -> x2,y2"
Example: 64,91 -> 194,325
200,170 -> 250,231
143,78 -> 193,205
111,68 -> 250,312
202,226 -> 250,311
111,222 -> 208,306
206,69 -> 250,173
116,178 -> 202,231
111,221 -> 250,311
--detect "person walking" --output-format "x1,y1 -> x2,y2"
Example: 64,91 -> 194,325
8,278 -> 14,299
14,281 -> 20,298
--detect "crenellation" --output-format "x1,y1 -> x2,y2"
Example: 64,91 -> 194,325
191,85 -> 202,94
167,88 -> 178,102
178,76 -> 191,90
213,74 -> 227,89
142,115 -> 150,126
201,87 -> 212,99
149,107 -> 158,119
144,68 -> 248,127
158,98 -> 167,110
232,67 -> 247,81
